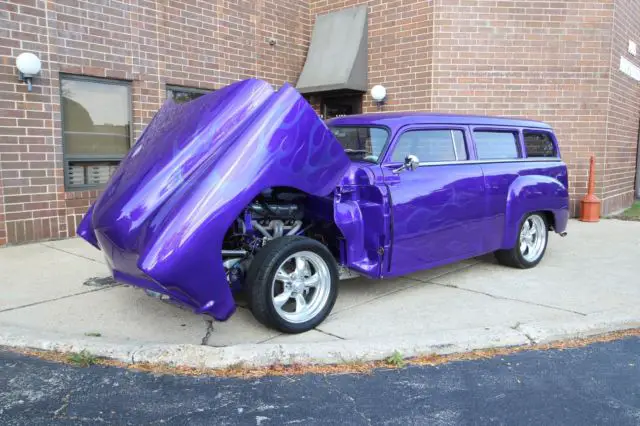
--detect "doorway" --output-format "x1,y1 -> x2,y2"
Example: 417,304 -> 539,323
321,93 -> 363,119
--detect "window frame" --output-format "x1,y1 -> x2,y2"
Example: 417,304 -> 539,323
166,85 -> 212,103
470,126 -> 523,161
383,125 -> 472,167
60,74 -> 133,191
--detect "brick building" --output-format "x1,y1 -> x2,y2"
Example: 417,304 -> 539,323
1,0 -> 639,246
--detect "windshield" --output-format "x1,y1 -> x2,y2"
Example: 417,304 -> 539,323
329,126 -> 389,163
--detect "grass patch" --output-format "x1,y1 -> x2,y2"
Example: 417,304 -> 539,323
385,350 -> 406,368
620,201 -> 640,220
67,350 -> 98,367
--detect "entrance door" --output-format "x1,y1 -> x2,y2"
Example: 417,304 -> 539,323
322,94 -> 362,119
381,126 -> 486,276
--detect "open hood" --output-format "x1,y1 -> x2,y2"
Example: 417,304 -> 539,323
77,79 -> 350,320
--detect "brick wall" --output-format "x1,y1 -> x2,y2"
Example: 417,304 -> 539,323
602,0 -> 640,214
0,172 -> 5,246
428,0 -> 616,216
310,0 -> 434,112
1,0 -> 638,245
0,0 -> 309,245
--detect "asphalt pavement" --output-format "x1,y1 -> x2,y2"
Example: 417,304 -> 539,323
2,337 -> 640,425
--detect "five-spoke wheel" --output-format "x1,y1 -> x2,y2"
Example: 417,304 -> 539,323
246,236 -> 338,333
271,251 -> 332,324
495,212 -> 549,269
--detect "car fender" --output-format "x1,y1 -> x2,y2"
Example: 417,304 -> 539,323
502,174 -> 569,249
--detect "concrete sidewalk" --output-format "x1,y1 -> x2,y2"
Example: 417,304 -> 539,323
1,219 -> 639,368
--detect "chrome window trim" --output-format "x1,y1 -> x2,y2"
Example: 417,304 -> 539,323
415,158 -> 562,167
451,130 -> 460,160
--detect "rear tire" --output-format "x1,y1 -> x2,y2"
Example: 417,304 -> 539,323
246,236 -> 339,333
495,212 -> 548,269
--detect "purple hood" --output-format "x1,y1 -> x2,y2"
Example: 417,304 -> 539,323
77,79 -> 350,320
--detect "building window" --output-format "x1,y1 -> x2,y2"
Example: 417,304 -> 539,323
523,131 -> 557,158
60,75 -> 131,189
473,131 -> 521,160
166,85 -> 211,104
392,130 -> 468,163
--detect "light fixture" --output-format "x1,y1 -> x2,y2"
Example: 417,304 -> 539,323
371,84 -> 387,109
16,52 -> 42,92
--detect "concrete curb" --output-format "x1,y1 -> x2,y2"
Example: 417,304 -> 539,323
1,307 -> 638,369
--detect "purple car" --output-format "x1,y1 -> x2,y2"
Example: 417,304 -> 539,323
78,78 -> 569,333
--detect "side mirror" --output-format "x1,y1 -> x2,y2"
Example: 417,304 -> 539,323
393,154 -> 420,174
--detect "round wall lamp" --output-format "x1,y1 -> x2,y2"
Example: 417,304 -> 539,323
371,84 -> 387,110
16,52 -> 42,92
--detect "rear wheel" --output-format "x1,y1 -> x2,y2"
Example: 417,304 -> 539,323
246,236 -> 338,333
495,212 -> 548,269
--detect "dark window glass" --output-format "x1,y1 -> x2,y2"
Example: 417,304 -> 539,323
524,131 -> 557,157
392,130 -> 467,163
474,131 -> 520,160
61,76 -> 131,188
167,86 -> 210,104
321,94 -> 363,119
329,126 -> 389,163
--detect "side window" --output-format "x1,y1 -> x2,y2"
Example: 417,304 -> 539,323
473,131 -> 520,160
61,75 -> 131,189
391,130 -> 468,163
523,131 -> 557,158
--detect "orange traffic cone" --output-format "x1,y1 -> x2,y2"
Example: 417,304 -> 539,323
579,155 -> 601,222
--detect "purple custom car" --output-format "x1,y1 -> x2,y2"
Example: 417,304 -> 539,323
78,78 -> 569,333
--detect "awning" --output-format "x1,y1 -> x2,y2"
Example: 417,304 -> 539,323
296,5 -> 368,94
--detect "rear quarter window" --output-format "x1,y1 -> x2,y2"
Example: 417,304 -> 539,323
473,131 -> 520,160
523,131 -> 557,158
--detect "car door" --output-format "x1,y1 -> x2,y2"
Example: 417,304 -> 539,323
381,125 -> 486,276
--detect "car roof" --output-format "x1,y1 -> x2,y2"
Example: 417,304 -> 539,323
326,112 -> 552,130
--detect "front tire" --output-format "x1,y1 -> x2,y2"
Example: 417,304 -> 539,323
495,213 -> 548,269
246,236 -> 338,333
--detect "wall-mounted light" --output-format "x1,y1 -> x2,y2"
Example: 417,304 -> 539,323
371,84 -> 387,110
16,52 -> 42,92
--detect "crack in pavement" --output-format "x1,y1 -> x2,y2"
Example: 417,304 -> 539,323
313,328 -> 346,340
430,282 -> 587,316
322,375 -> 371,425
49,390 -> 107,422
201,320 -> 214,346
39,243 -> 106,265
0,286 -> 121,314
53,392 -> 71,419
511,322 -> 535,344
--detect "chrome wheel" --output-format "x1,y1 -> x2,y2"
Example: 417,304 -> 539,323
271,251 -> 331,324
519,215 -> 547,263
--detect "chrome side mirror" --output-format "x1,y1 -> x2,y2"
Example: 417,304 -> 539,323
393,155 -> 420,174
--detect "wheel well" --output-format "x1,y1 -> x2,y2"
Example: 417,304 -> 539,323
540,211 -> 556,230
